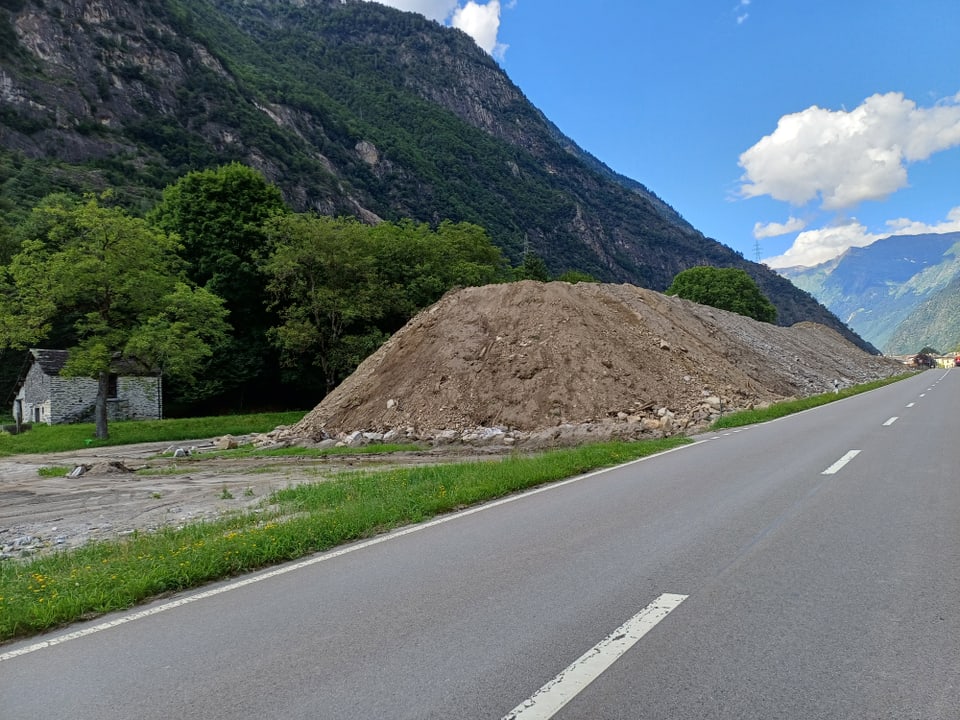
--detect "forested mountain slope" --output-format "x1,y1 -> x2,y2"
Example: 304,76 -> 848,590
0,0 -> 867,348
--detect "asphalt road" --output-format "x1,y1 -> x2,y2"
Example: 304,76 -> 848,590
2,369 -> 958,719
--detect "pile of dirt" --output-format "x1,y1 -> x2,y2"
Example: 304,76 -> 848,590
287,282 -> 905,444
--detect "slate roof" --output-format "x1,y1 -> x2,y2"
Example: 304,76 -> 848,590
30,348 -> 69,376
27,349 -> 155,376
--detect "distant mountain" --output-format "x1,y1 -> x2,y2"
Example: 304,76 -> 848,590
779,232 -> 960,354
0,0 -> 870,349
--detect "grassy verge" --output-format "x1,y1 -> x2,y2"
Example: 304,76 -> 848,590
709,374 -> 913,430
0,437 -> 688,642
0,411 -> 307,457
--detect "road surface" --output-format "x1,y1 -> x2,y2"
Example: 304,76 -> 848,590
2,369 -> 958,718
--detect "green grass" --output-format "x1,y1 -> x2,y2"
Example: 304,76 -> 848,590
0,411 -> 307,456
36,466 -> 71,478
710,374 -> 912,430
0,436 -> 688,642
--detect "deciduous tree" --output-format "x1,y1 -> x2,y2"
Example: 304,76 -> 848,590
0,196 -> 229,438
666,266 -> 777,323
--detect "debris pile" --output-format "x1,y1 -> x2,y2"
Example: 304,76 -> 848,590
283,281 -> 904,447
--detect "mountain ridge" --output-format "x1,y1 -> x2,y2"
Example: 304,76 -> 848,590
0,0 -> 871,350
779,232 -> 960,353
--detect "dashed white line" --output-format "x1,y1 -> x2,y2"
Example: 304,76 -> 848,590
822,450 -> 860,475
503,593 -> 688,719
883,417 -> 898,426
906,402 -> 915,408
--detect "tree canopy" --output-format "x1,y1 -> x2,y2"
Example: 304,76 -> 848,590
666,266 -> 777,323
260,214 -> 507,392
148,162 -> 288,407
0,195 -> 229,437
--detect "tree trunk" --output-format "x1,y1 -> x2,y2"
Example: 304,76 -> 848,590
95,371 -> 109,440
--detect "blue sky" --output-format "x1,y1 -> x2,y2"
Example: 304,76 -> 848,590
366,1 -> 960,269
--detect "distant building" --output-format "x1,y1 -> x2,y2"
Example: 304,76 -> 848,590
11,349 -> 161,425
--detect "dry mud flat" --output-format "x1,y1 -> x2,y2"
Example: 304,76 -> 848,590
0,439 -> 492,560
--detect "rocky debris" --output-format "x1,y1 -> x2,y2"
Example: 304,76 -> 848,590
84,461 -> 136,475
214,435 -> 240,450
64,460 -> 136,477
284,281 -> 905,448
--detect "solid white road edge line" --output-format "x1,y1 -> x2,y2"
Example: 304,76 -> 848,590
0,443 -> 697,664
822,450 -> 860,475
502,593 -> 688,720
883,417 -> 898,426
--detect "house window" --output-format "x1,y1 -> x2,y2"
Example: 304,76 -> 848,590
108,374 -> 119,399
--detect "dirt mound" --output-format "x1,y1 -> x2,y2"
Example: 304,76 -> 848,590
290,281 -> 906,442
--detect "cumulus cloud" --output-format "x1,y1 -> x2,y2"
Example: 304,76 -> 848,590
739,92 -> 960,210
884,206 -> 960,236
365,0 -> 508,57
764,221 -> 879,269
452,0 -> 507,57
764,206 -> 960,269
753,216 -> 806,239
366,0 -> 459,22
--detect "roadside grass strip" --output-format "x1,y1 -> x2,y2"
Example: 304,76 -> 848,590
709,374 -> 912,430
0,437 -> 688,643
0,411 -> 307,456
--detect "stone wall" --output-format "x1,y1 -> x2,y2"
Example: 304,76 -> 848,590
13,363 -> 52,424
13,369 -> 161,425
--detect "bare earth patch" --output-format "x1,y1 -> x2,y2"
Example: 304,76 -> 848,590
0,440 -> 493,560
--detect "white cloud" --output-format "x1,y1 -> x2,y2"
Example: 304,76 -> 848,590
452,0 -> 507,58
365,0 -> 508,57
753,216 -> 806,239
764,206 -> 960,269
883,206 -> 960,236
366,0 -> 459,22
764,220 -> 880,269
735,0 -> 750,24
739,92 -> 960,210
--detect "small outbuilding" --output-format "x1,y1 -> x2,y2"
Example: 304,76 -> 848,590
11,349 -> 162,426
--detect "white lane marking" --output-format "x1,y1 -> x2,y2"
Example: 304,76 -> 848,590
920,393 -> 926,397
503,593 -> 688,720
906,402 -> 915,408
0,443 -> 697,664
822,450 -> 860,475
883,417 -> 898,426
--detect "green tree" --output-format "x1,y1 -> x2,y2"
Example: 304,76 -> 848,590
0,196 -> 229,438
149,163 -> 288,408
514,251 -> 551,281
367,219 -> 506,331
666,266 -> 777,323
261,214 -> 386,393
556,269 -> 598,284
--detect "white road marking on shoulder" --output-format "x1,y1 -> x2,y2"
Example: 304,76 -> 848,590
0,443 -> 695,663
883,417 -> 898,426
822,450 -> 860,475
502,593 -> 688,720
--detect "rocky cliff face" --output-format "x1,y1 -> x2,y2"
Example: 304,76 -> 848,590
0,0 -> 871,350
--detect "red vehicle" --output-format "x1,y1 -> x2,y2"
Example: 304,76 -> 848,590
955,355 -> 960,367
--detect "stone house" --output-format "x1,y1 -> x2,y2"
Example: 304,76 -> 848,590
11,349 -> 162,425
